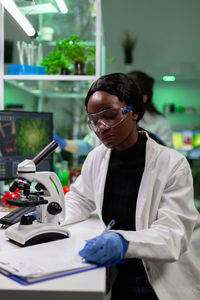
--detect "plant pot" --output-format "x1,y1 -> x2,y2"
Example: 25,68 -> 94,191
74,61 -> 85,75
61,68 -> 70,75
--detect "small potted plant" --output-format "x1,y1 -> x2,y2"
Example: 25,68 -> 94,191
56,35 -> 95,75
40,48 -> 73,75
40,35 -> 95,75
121,31 -> 138,72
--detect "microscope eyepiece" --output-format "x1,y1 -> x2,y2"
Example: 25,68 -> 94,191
32,140 -> 58,166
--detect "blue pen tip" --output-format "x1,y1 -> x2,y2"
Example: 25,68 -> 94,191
110,219 -> 116,226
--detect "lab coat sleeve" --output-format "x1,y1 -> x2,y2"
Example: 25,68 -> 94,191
116,157 -> 198,262
61,151 -> 97,226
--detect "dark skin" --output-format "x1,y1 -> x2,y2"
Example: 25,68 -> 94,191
87,91 -> 139,151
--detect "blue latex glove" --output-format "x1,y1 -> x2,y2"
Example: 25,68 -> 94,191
53,133 -> 67,150
79,232 -> 129,265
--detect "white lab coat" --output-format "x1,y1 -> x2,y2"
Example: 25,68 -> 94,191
138,111 -> 173,147
62,132 -> 200,300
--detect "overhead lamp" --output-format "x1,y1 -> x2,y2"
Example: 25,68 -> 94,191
0,0 -> 36,37
20,3 -> 59,15
55,0 -> 68,14
162,75 -> 176,82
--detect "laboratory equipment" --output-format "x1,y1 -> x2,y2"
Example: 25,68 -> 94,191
0,206 -> 36,227
0,110 -> 53,181
172,129 -> 200,156
5,140 -> 69,246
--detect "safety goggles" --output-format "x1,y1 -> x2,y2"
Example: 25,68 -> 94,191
88,105 -> 133,132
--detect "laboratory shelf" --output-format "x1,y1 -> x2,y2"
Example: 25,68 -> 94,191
5,79 -> 91,99
3,75 -> 98,81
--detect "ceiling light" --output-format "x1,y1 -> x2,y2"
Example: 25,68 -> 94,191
0,0 -> 36,37
55,0 -> 68,14
19,3 -> 58,15
162,75 -> 176,82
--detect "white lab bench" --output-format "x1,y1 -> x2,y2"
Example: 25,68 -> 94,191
0,212 -> 107,300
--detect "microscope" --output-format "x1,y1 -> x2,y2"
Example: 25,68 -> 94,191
5,140 -> 70,246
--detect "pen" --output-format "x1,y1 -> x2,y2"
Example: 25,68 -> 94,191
85,219 -> 116,241
81,219 -> 116,263
101,219 -> 116,235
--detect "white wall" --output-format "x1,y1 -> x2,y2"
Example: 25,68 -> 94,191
102,0 -> 200,131
102,0 -> 200,78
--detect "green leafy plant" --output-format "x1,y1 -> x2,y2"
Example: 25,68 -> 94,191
40,48 -> 73,75
40,35 -> 96,75
107,57 -> 116,63
57,35 -> 95,64
121,31 -> 138,64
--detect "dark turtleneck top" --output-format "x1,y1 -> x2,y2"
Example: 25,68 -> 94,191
102,132 -> 147,231
102,133 -> 158,298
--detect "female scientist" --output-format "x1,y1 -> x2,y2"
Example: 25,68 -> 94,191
62,73 -> 200,300
128,70 -> 173,147
54,70 -> 172,155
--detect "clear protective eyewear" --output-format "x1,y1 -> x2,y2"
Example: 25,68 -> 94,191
88,105 -> 133,132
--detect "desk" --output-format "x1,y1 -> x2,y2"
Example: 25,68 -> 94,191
0,212 -> 106,300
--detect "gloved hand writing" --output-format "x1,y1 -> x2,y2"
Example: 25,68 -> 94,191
53,133 -> 67,150
79,232 -> 129,265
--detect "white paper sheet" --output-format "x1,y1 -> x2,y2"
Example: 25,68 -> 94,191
0,237 -> 96,282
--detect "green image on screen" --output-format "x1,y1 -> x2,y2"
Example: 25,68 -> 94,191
16,119 -> 50,156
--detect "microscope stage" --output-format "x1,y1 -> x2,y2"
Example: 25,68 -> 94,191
5,222 -> 70,247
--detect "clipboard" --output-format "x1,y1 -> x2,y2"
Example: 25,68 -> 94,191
0,237 -> 97,285
0,263 -> 102,285
0,236 -> 132,285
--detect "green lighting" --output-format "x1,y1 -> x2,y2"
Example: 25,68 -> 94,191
162,75 -> 176,82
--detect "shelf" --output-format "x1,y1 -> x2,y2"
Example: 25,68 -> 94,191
0,0 -> 103,109
4,75 -> 98,81
5,79 -> 90,99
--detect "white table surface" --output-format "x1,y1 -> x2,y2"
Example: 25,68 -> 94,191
0,211 -> 106,300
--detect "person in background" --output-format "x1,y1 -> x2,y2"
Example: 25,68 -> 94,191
54,70 -> 173,155
53,131 -> 100,156
127,70 -> 173,147
61,73 -> 200,300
